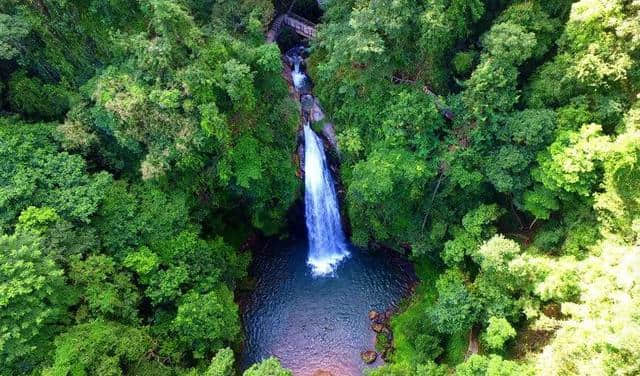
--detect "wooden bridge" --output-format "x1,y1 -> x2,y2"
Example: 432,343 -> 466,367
267,13 -> 317,42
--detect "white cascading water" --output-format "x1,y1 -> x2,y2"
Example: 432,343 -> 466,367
292,61 -> 306,90
304,123 -> 350,276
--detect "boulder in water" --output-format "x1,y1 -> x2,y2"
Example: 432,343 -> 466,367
361,350 -> 377,364
371,323 -> 387,333
368,310 -> 379,321
301,94 -> 315,112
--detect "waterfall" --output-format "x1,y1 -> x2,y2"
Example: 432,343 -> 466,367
304,124 -> 349,276
292,61 -> 306,89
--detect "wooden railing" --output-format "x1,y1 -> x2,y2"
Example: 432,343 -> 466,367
282,13 -> 317,39
267,14 -> 285,42
268,12 -> 317,41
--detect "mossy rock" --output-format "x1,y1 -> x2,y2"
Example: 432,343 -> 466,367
360,350 -> 377,364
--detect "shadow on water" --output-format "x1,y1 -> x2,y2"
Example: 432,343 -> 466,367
241,236 -> 416,376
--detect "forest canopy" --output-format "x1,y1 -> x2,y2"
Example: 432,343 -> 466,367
310,0 -> 640,374
1,0 -> 639,375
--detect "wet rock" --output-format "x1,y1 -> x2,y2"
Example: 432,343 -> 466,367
311,98 -> 325,122
361,350 -> 377,364
321,122 -> 339,153
301,94 -> 315,113
368,310 -> 379,321
371,323 -> 387,333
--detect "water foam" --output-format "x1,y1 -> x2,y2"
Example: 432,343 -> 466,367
304,124 -> 349,276
292,62 -> 306,89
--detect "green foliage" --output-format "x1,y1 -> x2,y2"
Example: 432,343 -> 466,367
2,0 -> 640,375
471,236 -> 527,323
364,359 -> 448,375
365,362 -> 413,376
452,51 -> 477,76
595,107 -> 640,239
0,13 -> 30,62
534,241 -> 640,375
482,317 -> 516,351
0,231 -> 67,375
205,348 -> 235,376
391,261 -> 442,365
429,269 -> 475,335
120,230 -> 247,362
495,2 -> 561,61
456,354 -> 534,376
523,185 -> 559,220
69,255 -> 140,323
43,320 -> 153,376
93,181 -> 192,257
375,332 -> 389,352
127,230 -> 247,304
8,71 -> 70,119
535,124 -> 609,197
0,0 -> 292,374
242,357 -> 292,376
443,204 -> 503,266
0,119 -> 110,230
347,146 -> 435,248
442,331 -> 467,366
15,206 -> 60,235
173,288 -> 241,359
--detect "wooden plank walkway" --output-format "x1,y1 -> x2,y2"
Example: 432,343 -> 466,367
268,12 -> 317,41
282,13 -> 317,39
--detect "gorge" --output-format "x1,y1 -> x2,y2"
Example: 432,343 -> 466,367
240,36 -> 417,375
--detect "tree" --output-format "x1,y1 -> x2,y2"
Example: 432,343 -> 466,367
365,362 -> 413,376
523,185 -> 559,220
172,288 -> 241,359
456,354 -> 534,376
495,2 -> 561,61
535,124 -> 610,197
15,206 -> 60,235
535,241 -> 640,375
205,348 -> 235,376
125,231 -> 247,305
0,13 -> 30,62
0,231 -> 68,375
463,19 -> 538,123
42,320 -> 153,376
242,357 -> 292,376
442,204 -> 503,266
0,119 -> 110,230
69,255 -> 140,323
429,269 -> 475,335
594,107 -> 640,240
483,317 -> 516,351
7,71 -> 70,119
347,146 -> 436,248
471,236 -> 527,323
93,181 -> 192,258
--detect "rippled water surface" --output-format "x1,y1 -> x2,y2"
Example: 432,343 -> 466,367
241,238 -> 416,376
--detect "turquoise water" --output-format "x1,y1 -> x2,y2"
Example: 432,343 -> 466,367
241,238 -> 416,376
